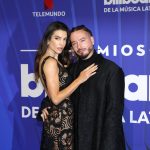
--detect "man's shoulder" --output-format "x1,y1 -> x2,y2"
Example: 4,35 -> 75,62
98,56 -> 124,81
97,54 -> 123,72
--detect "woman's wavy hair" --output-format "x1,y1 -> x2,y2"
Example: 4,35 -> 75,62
34,21 -> 70,82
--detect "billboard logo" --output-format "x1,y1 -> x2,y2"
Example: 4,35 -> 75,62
44,0 -> 54,10
104,0 -> 150,5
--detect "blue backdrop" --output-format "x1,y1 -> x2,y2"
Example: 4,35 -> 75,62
0,0 -> 150,150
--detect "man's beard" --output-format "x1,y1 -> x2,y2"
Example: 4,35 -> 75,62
76,47 -> 94,59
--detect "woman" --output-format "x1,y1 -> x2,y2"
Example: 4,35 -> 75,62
34,21 -> 98,150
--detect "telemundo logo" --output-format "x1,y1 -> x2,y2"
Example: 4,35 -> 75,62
104,0 -> 150,5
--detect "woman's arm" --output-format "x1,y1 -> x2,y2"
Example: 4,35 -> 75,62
43,58 -> 97,105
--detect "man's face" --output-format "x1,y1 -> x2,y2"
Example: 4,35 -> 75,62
70,30 -> 94,59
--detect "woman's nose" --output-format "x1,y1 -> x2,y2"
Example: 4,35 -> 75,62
60,39 -> 66,46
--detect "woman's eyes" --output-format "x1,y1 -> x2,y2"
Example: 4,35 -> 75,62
54,37 -> 67,41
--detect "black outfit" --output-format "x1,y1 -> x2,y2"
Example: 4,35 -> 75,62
37,56 -> 73,150
70,51 -> 125,150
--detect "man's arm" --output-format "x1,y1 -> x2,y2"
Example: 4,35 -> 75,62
101,68 -> 126,150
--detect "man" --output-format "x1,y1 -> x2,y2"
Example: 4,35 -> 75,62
70,25 -> 126,150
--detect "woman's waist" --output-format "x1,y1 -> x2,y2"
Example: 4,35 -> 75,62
43,96 -> 71,107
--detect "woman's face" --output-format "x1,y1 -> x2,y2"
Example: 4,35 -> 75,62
47,30 -> 67,54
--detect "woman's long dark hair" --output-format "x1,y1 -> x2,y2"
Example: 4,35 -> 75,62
34,21 -> 70,82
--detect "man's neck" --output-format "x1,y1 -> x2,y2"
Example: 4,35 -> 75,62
82,49 -> 94,60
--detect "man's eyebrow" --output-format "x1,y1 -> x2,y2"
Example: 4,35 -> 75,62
71,41 -> 76,44
80,37 -> 85,40
71,37 -> 85,43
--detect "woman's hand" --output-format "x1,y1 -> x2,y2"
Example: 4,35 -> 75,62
41,107 -> 50,122
78,63 -> 98,84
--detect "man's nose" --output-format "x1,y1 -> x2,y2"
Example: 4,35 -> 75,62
77,42 -> 82,49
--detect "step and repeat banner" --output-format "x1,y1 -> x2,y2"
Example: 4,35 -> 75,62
0,0 -> 150,150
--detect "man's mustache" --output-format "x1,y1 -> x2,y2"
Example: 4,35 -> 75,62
77,48 -> 86,53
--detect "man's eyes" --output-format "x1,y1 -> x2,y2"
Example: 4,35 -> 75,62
72,43 -> 77,46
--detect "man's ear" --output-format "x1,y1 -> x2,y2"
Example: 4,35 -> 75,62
91,36 -> 94,45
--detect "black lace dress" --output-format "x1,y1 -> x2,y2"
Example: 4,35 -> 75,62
37,56 -> 73,150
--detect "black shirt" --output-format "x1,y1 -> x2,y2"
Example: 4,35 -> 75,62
70,51 -> 126,150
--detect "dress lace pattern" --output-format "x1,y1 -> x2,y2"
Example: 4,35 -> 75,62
38,56 -> 73,150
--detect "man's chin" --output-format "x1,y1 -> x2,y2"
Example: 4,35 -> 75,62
77,54 -> 88,59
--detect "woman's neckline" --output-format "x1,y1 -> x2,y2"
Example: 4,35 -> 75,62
44,55 -> 64,67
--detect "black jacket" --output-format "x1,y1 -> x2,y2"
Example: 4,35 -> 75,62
70,51 -> 126,150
